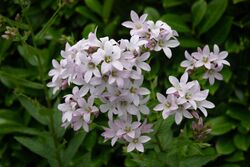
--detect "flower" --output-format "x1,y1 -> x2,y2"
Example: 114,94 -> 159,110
126,133 -> 151,152
122,10 -> 148,36
203,65 -> 223,85
153,93 -> 178,119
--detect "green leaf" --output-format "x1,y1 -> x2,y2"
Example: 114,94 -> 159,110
82,23 -> 96,38
17,94 -> 48,125
15,135 -> 58,166
162,0 -> 186,8
82,130 -> 97,151
161,14 -> 191,33
0,70 -> 43,89
63,132 -> 86,163
85,0 -> 102,16
207,116 -> 236,135
221,66 -> 232,83
179,37 -> 202,48
225,151 -> 244,162
17,45 -> 38,66
155,117 -> 174,151
226,107 -> 250,130
198,0 -> 228,35
75,6 -> 101,24
216,137 -> 236,155
102,0 -> 114,23
191,0 -> 207,27
208,16 -> 233,44
233,133 -> 250,151
144,7 -> 160,21
104,16 -> 120,36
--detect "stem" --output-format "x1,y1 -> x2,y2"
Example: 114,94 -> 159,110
155,120 -> 165,152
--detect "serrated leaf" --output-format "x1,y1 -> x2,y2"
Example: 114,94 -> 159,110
192,0 -> 207,27
198,0 -> 228,35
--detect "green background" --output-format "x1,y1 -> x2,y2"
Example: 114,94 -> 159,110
0,0 -> 250,166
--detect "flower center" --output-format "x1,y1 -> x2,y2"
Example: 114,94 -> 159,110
124,126 -> 131,133
105,56 -> 112,63
165,102 -> 171,108
130,87 -> 137,93
133,138 -> 139,143
185,92 -> 192,100
102,75 -> 108,82
202,56 -> 208,63
88,62 -> 95,69
135,23 -> 142,29
112,71 -> 118,77
158,39 -> 165,47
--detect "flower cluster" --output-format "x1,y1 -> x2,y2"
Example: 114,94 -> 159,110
122,10 -> 179,58
47,10 -> 179,152
180,45 -> 230,85
154,72 -> 215,124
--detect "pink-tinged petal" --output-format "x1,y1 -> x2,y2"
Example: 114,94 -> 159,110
84,71 -> 93,83
162,110 -> 171,119
73,122 -> 82,131
140,105 -> 150,114
131,10 -> 139,22
138,62 -> 151,71
166,87 -> 177,94
189,100 -> 197,110
169,76 -> 179,86
195,61 -> 203,67
203,45 -> 210,54
214,73 -> 223,80
133,95 -> 140,106
180,60 -> 191,68
180,72 -> 189,83
138,52 -> 150,61
127,131 -> 135,138
156,93 -> 166,103
101,62 -> 111,74
163,47 -> 172,58
111,137 -> 118,146
139,88 -> 150,95
140,136 -> 151,143
201,100 -> 215,108
140,14 -> 148,22
209,76 -> 215,85
135,143 -> 144,152
83,113 -> 90,122
154,104 -> 164,111
175,112 -> 183,124
220,51 -> 228,59
127,143 -> 136,152
199,107 -> 208,117
100,104 -> 109,113
166,40 -> 180,48
204,62 -> 211,69
122,21 -> 134,28
112,61 -> 123,71
183,110 -> 193,118
213,44 -> 219,54
132,122 -> 141,129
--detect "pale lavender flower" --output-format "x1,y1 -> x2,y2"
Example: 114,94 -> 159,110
76,96 -> 98,122
154,93 -> 178,119
180,51 -> 197,71
212,44 -> 230,67
193,45 -> 217,69
122,10 -> 148,36
203,65 -> 223,85
126,132 -> 151,152
174,103 -> 193,125
196,100 -> 215,117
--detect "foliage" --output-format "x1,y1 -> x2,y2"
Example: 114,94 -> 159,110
0,0 -> 250,166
